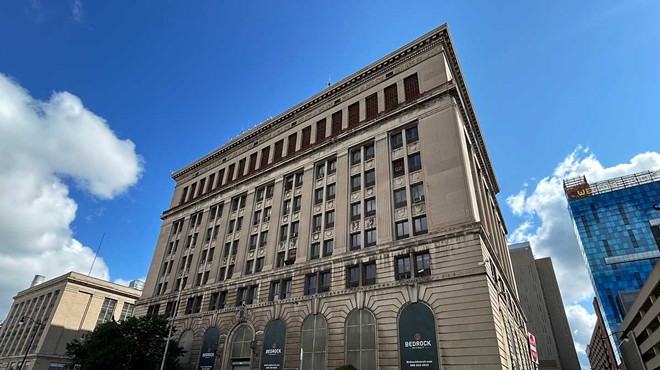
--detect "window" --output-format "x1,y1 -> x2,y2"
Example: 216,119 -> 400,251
147,304 -> 160,316
228,220 -> 235,233
315,189 -> 324,204
185,296 -> 202,314
413,216 -> 428,235
351,203 -> 361,221
365,229 -> 376,247
395,220 -> 410,240
263,207 -> 272,222
346,265 -> 360,288
364,170 -> 375,187
328,158 -> 337,174
404,73 -> 420,101
282,199 -> 291,215
351,149 -> 361,165
260,230 -> 269,247
384,83 -> 398,111
331,111 -> 343,136
310,243 -> 320,260
351,175 -> 361,192
326,183 -> 336,200
323,239 -> 334,256
348,102 -> 360,127
96,298 -> 117,326
350,233 -> 361,251
628,230 -> 639,248
269,279 -> 292,300
415,251 -> 431,277
411,183 -> 425,203
245,260 -> 254,275
293,196 -> 302,212
406,125 -> 419,143
301,315 -> 328,370
316,163 -> 325,179
394,188 -> 407,208
280,225 -> 288,241
119,303 -> 135,321
209,291 -> 227,310
306,271 -> 332,295
313,215 -> 322,232
266,184 -> 275,198
253,210 -> 261,225
363,262 -> 376,285
255,257 -> 264,272
603,240 -> 612,257
276,251 -> 286,267
287,132 -> 297,154
392,158 -> 405,177
230,326 -> 255,360
325,210 -> 335,228
290,222 -> 300,238
391,132 -> 403,149
235,217 -> 243,231
346,262 -> 376,287
618,202 -> 629,225
295,172 -> 304,187
365,93 -> 378,120
236,285 -> 258,306
256,187 -> 265,201
365,198 -> 376,217
408,153 -> 422,171
284,174 -> 294,191
395,255 -> 411,280
364,143 -> 375,159
316,118 -> 327,143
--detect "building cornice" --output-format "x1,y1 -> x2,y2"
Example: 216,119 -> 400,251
169,24 -> 498,196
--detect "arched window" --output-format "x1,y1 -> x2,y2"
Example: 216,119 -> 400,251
177,329 -> 194,368
230,326 -> 254,359
346,309 -> 376,369
301,314 -> 327,370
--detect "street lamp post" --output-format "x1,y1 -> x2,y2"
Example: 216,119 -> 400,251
18,316 -> 45,370
159,274 -> 184,370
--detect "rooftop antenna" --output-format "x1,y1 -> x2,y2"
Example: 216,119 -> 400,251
88,232 -> 105,276
327,75 -> 331,87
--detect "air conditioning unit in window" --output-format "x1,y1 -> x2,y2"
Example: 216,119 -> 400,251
413,196 -> 424,203
290,232 -> 298,238
313,226 -> 321,232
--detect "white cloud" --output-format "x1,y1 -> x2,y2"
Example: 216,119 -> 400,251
505,147 -> 660,368
0,73 -> 143,317
72,0 -> 83,22
565,304 -> 597,355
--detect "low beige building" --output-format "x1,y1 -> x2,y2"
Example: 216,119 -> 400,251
137,24 -> 532,370
0,272 -> 142,370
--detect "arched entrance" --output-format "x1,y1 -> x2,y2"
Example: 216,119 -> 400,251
227,325 -> 254,370
398,303 -> 440,370
178,329 -> 194,369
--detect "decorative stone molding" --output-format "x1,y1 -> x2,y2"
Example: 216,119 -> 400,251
395,207 -> 407,221
392,147 -> 403,159
412,204 -> 426,217
312,232 -> 320,241
326,200 -> 334,210
350,221 -> 361,232
327,174 -> 336,183
314,205 -> 322,214
365,159 -> 374,170
265,198 -> 272,207
351,165 -> 360,175
364,217 -> 375,229
410,171 -> 422,183
351,192 -> 361,202
365,187 -> 374,197
324,230 -> 334,239
407,141 -> 419,154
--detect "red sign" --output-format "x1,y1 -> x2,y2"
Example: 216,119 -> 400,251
528,333 -> 539,365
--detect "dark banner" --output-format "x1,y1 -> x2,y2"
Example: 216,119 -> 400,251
398,303 -> 440,370
261,319 -> 286,370
198,326 -> 220,370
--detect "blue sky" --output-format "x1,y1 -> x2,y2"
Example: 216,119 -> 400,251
1,1 -> 659,367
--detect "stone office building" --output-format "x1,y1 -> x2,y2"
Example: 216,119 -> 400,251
137,24 -> 532,370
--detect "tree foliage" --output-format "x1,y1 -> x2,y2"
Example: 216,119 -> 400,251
66,315 -> 185,370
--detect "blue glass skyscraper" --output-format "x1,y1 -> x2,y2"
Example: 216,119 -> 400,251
565,170 -> 660,347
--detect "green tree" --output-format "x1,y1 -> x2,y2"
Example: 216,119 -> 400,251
66,315 -> 185,370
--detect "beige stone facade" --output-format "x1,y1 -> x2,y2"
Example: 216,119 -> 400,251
137,24 -> 532,370
0,272 -> 141,370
